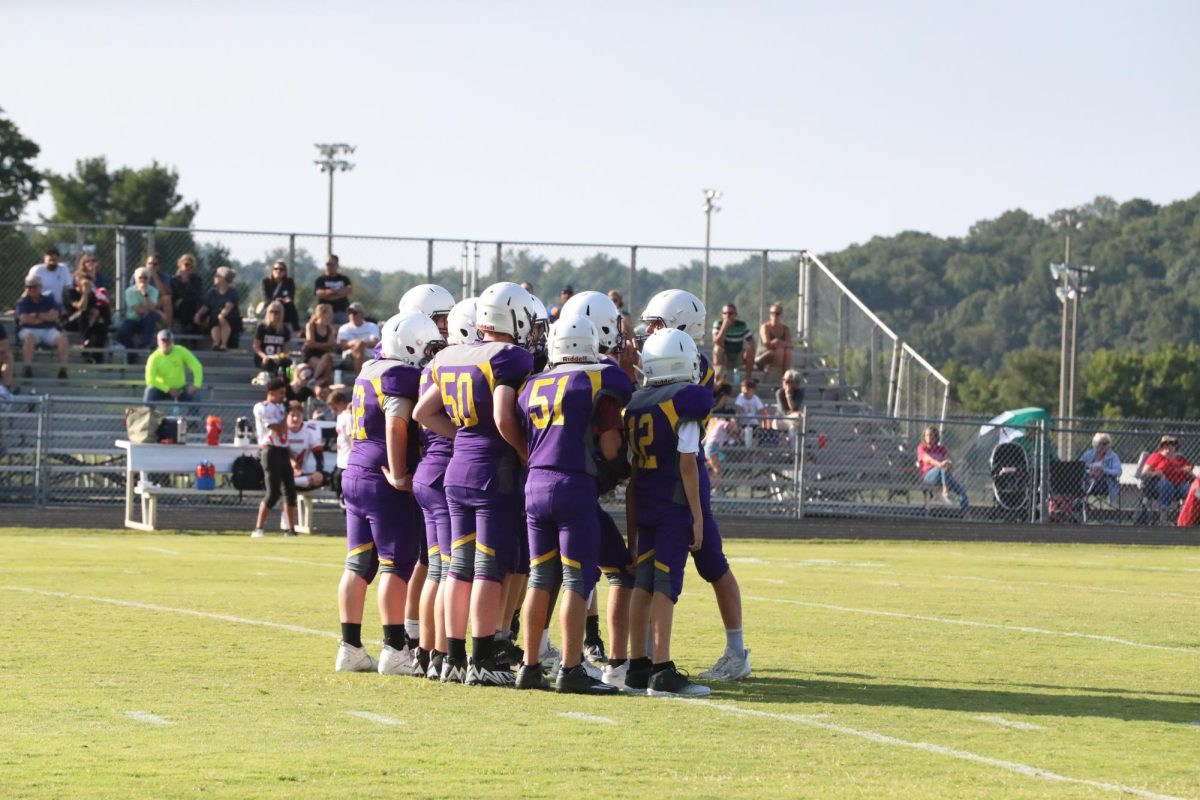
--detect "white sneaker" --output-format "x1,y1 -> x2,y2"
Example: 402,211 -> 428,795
250,528 -> 265,539
601,661 -> 628,691
582,658 -> 603,681
698,648 -> 752,681
539,643 -> 562,682
335,641 -> 378,673
377,644 -> 415,676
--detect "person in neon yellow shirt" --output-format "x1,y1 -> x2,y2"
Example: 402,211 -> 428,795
143,329 -> 203,403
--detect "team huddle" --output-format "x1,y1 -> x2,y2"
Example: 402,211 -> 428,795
331,282 -> 750,697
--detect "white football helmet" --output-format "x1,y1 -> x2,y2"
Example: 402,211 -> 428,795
398,284 -> 455,321
640,289 -> 706,339
380,311 -> 446,368
527,294 -> 550,355
560,290 -> 623,354
476,282 -> 537,347
548,314 -> 599,366
640,328 -> 700,386
446,298 -> 478,345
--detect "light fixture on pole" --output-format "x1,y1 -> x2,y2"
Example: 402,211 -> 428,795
1049,209 -> 1082,452
314,143 -> 356,257
702,188 -> 722,313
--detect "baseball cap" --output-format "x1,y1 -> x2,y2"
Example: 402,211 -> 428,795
157,329 -> 174,341
348,302 -> 365,314
24,274 -> 42,287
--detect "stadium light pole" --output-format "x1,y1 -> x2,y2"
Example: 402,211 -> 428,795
314,143 -> 356,257
1050,209 -> 1082,453
702,188 -> 722,314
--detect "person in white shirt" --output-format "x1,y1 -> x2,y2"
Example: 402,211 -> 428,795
733,378 -> 766,429
285,402 -> 326,489
27,247 -> 72,308
251,377 -> 297,537
328,389 -> 352,506
337,302 -> 381,374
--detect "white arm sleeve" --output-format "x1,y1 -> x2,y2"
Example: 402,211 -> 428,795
677,421 -> 701,454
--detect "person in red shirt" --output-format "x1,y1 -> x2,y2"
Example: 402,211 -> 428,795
916,426 -> 968,509
1176,474 -> 1200,527
1142,435 -> 1194,511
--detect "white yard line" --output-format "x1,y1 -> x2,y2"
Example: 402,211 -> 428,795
974,715 -> 1045,731
8,584 -> 1190,798
691,701 -> 1190,800
558,712 -> 618,725
346,711 -> 404,726
140,547 -> 181,556
123,711 -> 172,726
743,595 -> 1198,655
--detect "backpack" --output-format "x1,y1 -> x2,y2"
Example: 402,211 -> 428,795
231,454 -> 265,494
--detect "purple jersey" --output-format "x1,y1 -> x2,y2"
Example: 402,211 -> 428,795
346,358 -> 421,473
519,362 -> 632,477
414,366 -> 453,484
625,381 -> 713,503
698,352 -> 715,393
430,340 -> 533,492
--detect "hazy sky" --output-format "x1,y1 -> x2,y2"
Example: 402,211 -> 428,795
3,1 -> 1197,255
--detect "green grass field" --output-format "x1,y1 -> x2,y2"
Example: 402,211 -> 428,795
1,528 -> 1197,799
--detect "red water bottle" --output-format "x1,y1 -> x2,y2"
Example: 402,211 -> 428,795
206,415 -> 223,446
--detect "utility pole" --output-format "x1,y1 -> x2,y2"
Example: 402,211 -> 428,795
314,143 -> 356,257
702,188 -> 721,314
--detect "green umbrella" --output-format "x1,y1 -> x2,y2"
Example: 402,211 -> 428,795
978,407 -> 1052,438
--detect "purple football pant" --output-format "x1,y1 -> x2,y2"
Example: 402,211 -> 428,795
694,457 -> 731,582
632,491 -> 691,602
413,477 -> 451,580
597,506 -> 635,587
342,466 -> 420,582
525,470 -> 601,598
445,484 -> 521,583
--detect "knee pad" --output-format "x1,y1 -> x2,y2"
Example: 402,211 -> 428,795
474,548 -> 503,583
634,559 -> 656,593
653,564 -> 680,602
345,548 -> 379,584
604,567 -> 635,589
425,549 -> 443,584
562,563 -> 592,600
529,558 -> 562,592
449,537 -> 476,581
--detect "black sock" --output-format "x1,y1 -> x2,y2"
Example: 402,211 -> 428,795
405,634 -> 420,651
382,624 -> 406,650
510,609 -> 521,639
341,623 -> 362,648
585,615 -> 601,644
448,638 -> 467,662
415,647 -> 431,673
471,635 -> 494,662
609,658 -> 627,669
652,660 -> 673,673
630,656 -> 652,672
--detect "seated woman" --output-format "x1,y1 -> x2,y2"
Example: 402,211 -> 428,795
916,425 -> 968,509
261,260 -> 300,331
302,303 -> 337,384
63,267 -> 110,362
170,254 -> 205,335
253,301 -> 293,378
1078,432 -> 1121,505
195,266 -> 241,351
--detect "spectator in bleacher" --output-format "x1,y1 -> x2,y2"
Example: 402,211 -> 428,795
0,320 -> 13,394
712,302 -> 755,384
74,253 -> 111,293
196,266 -> 241,351
1141,435 -> 1194,511
286,363 -> 316,405
734,377 -> 767,442
314,254 -> 353,325
17,274 -> 69,380
1079,432 -> 1122,505
142,254 -> 174,330
337,302 -> 379,374
917,426 -> 968,509
170,254 -> 205,336
27,247 -> 72,308
118,267 -> 164,357
63,268 -> 110,363
302,303 -> 337,384
285,401 -> 326,491
253,301 -> 293,379
755,303 -> 793,380
143,329 -> 203,403
776,369 -> 804,415
262,260 -> 300,331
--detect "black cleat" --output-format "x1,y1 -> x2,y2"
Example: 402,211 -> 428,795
583,639 -> 608,666
514,663 -> 549,691
493,637 -> 523,671
440,656 -> 467,684
465,656 -> 515,687
555,664 -> 620,695
427,651 -> 445,681
646,662 -> 711,697
623,661 -> 651,696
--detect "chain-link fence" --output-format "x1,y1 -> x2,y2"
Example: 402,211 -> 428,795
800,409 -> 1200,525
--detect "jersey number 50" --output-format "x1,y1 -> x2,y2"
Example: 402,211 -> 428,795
441,371 -> 479,428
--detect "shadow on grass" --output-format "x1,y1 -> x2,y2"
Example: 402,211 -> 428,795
711,675 -> 1200,724
808,672 -> 1200,702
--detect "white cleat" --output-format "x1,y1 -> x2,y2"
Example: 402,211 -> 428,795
582,658 -> 603,681
601,661 -> 628,691
698,648 -> 752,681
335,641 -> 379,673
250,528 -> 265,538
539,643 -> 562,683
377,644 -> 415,676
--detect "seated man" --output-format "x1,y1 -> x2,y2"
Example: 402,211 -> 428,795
16,274 -> 69,380
336,302 -> 380,374
284,401 -> 326,491
1078,432 -> 1121,505
711,303 -> 755,384
1141,435 -> 1194,511
143,329 -> 203,403
755,303 -> 792,379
